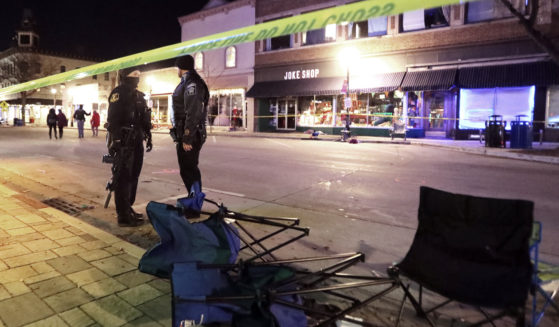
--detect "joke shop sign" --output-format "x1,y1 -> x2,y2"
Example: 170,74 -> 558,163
284,68 -> 320,80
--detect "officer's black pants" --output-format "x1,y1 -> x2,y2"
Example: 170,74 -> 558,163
58,126 -> 64,138
176,138 -> 202,193
115,140 -> 144,218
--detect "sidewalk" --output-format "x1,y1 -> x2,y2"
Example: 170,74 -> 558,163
0,184 -> 170,327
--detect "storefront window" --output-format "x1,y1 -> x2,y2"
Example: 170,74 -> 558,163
298,96 -> 334,127
211,91 -> 245,128
459,86 -> 535,130
369,91 -> 403,127
547,86 -> 559,128
406,91 -> 422,128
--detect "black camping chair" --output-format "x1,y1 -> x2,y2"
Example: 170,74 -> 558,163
173,252 -> 399,327
388,186 -> 534,327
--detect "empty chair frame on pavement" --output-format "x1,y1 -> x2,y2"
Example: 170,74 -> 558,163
139,198 -> 310,278
389,186 -> 534,327
172,253 -> 398,327
530,221 -> 559,327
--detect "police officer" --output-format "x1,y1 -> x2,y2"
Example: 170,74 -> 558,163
107,67 -> 153,227
172,55 -> 209,198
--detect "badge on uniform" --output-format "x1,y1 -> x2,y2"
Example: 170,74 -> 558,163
110,93 -> 119,103
186,83 -> 197,96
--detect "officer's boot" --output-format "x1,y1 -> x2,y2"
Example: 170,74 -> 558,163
118,212 -> 145,227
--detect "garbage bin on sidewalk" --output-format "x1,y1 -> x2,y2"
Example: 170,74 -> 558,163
485,115 -> 506,148
510,115 -> 532,149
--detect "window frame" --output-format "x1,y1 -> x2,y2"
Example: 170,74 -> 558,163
225,46 -> 237,68
194,52 -> 204,71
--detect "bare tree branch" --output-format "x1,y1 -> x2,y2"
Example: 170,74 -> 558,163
499,0 -> 559,65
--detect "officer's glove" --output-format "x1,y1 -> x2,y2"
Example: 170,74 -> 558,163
146,137 -> 153,152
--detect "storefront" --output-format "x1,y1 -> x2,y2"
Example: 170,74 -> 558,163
455,61 -> 559,140
209,89 -> 246,129
248,61 -> 416,137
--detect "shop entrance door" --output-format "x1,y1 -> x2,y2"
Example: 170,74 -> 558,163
426,92 -> 446,131
276,99 -> 296,130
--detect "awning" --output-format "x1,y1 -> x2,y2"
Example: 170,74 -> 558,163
401,69 -> 457,91
458,61 -> 559,88
246,72 -> 406,98
349,72 -> 406,93
246,77 -> 344,98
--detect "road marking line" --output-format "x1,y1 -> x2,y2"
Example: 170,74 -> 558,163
264,138 -> 292,148
204,187 -> 245,197
132,188 -> 245,209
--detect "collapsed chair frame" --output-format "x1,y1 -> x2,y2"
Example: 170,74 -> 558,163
175,252 -> 399,327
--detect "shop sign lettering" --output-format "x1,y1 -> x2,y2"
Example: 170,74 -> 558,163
284,69 -> 320,80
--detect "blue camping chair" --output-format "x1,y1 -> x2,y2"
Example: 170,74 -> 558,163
172,253 -> 398,327
530,221 -> 559,327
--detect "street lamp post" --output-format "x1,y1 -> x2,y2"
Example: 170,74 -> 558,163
338,47 -> 359,141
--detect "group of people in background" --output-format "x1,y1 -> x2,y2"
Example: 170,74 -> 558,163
46,104 -> 101,139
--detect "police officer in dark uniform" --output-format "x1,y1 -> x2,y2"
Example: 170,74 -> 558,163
171,55 -> 209,198
107,68 -> 153,227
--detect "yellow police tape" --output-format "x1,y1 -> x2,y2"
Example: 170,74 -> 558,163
0,0 -> 472,97
206,113 -> 548,124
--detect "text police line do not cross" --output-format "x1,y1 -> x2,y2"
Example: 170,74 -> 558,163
0,0 -> 473,97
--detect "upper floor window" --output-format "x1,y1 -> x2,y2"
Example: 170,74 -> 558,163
466,0 -> 514,24
194,52 -> 204,71
401,7 -> 450,32
264,17 -> 292,51
104,72 -> 109,81
225,46 -> 236,68
347,17 -> 388,39
60,65 -> 66,73
303,24 -> 337,45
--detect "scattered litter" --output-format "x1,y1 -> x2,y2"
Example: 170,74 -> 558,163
338,208 -> 344,212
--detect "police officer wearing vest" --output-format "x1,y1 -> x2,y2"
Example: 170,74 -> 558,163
107,68 -> 153,227
171,55 -> 209,198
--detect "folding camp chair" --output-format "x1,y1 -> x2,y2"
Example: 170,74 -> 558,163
200,198 -> 310,263
139,199 -> 310,278
172,252 -> 399,327
389,186 -> 534,327
530,221 -> 559,327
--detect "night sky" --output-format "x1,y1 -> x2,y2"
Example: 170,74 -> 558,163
1,0 -> 237,60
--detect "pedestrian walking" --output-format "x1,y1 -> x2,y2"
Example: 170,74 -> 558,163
57,109 -> 68,138
106,67 -> 153,227
73,105 -> 90,138
91,108 -> 100,137
171,55 -> 209,203
46,108 -> 58,139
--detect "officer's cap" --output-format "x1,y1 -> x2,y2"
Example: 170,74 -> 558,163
175,55 -> 195,71
119,67 -> 141,79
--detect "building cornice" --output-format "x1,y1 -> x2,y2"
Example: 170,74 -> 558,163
0,47 -> 102,63
178,0 -> 255,24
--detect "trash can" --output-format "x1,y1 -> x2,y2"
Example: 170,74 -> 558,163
485,115 -> 506,148
510,115 -> 532,149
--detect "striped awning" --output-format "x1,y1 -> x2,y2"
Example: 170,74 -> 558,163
349,72 -> 406,93
401,69 -> 457,91
458,61 -> 559,88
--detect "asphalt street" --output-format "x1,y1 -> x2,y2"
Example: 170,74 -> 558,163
1,126 -> 559,269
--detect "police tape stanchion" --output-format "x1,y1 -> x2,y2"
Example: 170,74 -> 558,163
0,0 -> 473,98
